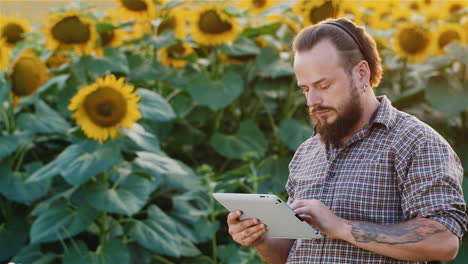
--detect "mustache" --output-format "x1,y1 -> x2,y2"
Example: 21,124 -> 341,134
309,106 -> 335,113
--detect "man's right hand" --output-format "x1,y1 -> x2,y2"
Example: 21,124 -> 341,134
227,210 -> 267,247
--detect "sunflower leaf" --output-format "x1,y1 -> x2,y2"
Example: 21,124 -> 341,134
127,205 -> 200,257
220,36 -> 260,56
425,75 -> 468,115
0,161 -> 50,205
210,120 -> 267,159
30,198 -> 99,243
0,214 -> 28,262
279,119 -> 313,151
17,100 -> 70,134
257,156 -> 290,194
445,42 -> 468,65
0,135 -> 20,159
256,47 -> 294,78
122,123 -> 160,153
133,151 -> 199,191
137,88 -> 176,121
63,239 -> 130,264
0,80 -> 11,104
186,71 -> 244,111
83,173 -> 159,216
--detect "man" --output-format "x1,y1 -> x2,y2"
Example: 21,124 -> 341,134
226,18 -> 468,263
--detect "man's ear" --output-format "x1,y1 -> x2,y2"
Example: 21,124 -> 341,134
354,60 -> 370,85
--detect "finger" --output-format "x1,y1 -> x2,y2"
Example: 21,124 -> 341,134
227,210 -> 242,225
244,225 -> 267,246
289,200 -> 304,210
229,218 -> 260,237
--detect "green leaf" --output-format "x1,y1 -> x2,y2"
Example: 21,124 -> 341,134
0,215 -> 28,262
73,54 -> 128,81
60,141 -> 122,186
0,135 -> 20,159
218,243 -> 250,264
186,71 -> 244,111
279,119 -> 313,151
11,244 -> 56,264
445,42 -> 468,65
256,47 -> 294,78
210,120 -> 267,159
257,156 -> 290,194
38,74 -> 69,94
103,46 -> 130,74
63,239 -> 130,264
122,123 -> 160,153
0,79 -> 11,104
170,93 -> 196,118
127,205 -> 200,257
27,141 -> 121,186
220,36 -> 260,56
138,88 -> 176,121
134,151 -> 199,190
127,53 -> 164,82
0,162 -> 50,205
30,199 -> 99,243
17,100 -> 70,134
425,75 -> 468,115
242,22 -> 282,38
83,173 -> 159,216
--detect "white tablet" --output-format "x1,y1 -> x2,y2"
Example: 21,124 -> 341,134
213,193 -> 322,239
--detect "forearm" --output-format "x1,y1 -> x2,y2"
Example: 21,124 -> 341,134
254,238 -> 295,264
341,218 -> 459,262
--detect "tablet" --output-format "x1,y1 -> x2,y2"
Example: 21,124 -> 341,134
213,193 -> 322,239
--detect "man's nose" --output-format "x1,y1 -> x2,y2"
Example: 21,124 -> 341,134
306,88 -> 323,108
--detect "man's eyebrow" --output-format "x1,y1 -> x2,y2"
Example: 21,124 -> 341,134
297,78 -> 327,87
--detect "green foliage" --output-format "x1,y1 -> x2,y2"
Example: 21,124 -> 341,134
0,2 -> 467,264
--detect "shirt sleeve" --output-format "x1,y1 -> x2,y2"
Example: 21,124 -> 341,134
398,135 -> 468,240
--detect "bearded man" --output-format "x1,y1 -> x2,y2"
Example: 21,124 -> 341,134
226,18 -> 467,263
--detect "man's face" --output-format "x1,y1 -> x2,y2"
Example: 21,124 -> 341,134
294,40 -> 363,146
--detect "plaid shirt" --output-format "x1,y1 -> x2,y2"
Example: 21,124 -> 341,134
285,95 -> 467,263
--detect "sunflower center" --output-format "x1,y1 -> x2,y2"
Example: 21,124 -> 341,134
11,57 -> 44,97
253,0 -> 266,8
84,87 -> 127,127
450,4 -> 463,14
168,43 -> 186,59
2,23 -> 25,45
198,10 -> 232,34
100,31 -> 115,46
309,1 -> 336,24
51,16 -> 91,44
438,30 -> 461,49
399,27 -> 429,54
157,16 -> 175,35
121,0 -> 148,11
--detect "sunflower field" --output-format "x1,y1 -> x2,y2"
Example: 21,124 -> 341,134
0,0 -> 467,263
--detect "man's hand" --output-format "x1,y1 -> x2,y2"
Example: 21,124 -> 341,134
290,199 -> 347,239
227,210 -> 267,247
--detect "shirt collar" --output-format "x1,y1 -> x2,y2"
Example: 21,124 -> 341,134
370,95 -> 397,130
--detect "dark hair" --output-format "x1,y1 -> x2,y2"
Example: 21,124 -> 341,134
292,18 -> 383,88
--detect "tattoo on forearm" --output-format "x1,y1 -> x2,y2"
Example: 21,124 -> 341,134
349,218 -> 448,245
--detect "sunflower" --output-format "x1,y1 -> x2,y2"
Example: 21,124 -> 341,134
0,15 -> 30,49
369,8 -> 393,30
393,22 -> 433,63
405,0 -> 427,13
434,23 -> 466,55
0,40 -> 10,72
342,1 -> 362,25
68,74 -> 141,142
156,10 -> 187,39
189,5 -> 240,46
117,0 -> 156,21
45,11 -> 98,55
391,8 -> 412,25
236,0 -> 275,15
159,42 -> 193,68
440,0 -> 467,21
299,0 -> 343,26
8,49 -> 49,106
45,52 -> 70,70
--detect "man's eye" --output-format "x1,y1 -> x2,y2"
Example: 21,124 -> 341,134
320,85 -> 330,90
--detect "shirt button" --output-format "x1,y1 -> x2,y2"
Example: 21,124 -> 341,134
329,171 -> 335,177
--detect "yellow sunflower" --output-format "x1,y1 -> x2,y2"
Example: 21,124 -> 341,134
8,49 -> 49,106
0,40 -> 10,72
434,23 -> 466,55
391,8 -> 412,25
189,5 -> 241,46
45,11 -> 98,55
440,0 -> 467,21
156,10 -> 187,39
46,52 -> 70,70
393,22 -> 433,63
68,74 -> 141,142
0,15 -> 30,49
405,0 -> 427,13
159,42 -> 193,68
342,1 -> 361,25
369,8 -> 393,30
299,0 -> 343,26
117,0 -> 156,21
236,0 -> 275,15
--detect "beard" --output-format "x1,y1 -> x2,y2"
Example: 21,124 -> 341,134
308,83 -> 363,146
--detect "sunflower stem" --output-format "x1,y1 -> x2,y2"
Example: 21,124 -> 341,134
153,255 -> 176,264
213,108 -> 224,134
14,144 -> 27,171
399,58 -> 408,92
